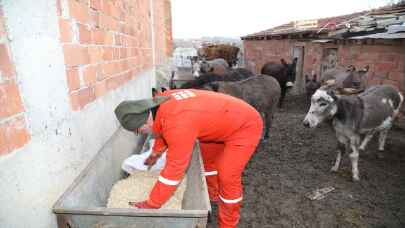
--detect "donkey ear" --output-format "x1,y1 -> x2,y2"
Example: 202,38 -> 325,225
327,89 -> 338,101
280,58 -> 288,66
346,65 -> 356,72
210,83 -> 219,92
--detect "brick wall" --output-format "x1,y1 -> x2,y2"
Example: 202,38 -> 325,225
153,0 -> 173,64
0,7 -> 30,155
57,0 -> 160,111
336,42 -> 405,90
244,38 -> 405,115
0,0 -> 172,156
244,39 -> 295,73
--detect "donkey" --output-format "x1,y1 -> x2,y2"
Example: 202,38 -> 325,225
303,84 -> 403,181
192,58 -> 229,77
203,75 -> 281,139
179,68 -> 254,89
261,58 -> 297,108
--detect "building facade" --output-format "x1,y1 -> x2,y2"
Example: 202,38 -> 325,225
242,4 -> 405,117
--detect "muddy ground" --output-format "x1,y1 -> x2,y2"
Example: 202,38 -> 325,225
207,94 -> 405,228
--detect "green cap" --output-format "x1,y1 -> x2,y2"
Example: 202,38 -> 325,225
114,96 -> 170,131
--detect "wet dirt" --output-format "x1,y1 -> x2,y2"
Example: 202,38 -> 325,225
207,95 -> 405,228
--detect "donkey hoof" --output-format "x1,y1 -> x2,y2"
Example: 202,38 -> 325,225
330,167 -> 338,172
352,176 -> 360,182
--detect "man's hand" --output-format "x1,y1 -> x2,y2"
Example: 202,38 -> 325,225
129,201 -> 159,209
144,152 -> 161,168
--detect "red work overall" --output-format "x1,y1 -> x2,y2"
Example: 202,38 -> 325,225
148,89 -> 263,228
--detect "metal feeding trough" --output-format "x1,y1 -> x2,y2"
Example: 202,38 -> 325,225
53,129 -> 211,228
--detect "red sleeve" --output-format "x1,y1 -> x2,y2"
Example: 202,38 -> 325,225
152,137 -> 167,155
151,112 -> 167,155
147,118 -> 198,208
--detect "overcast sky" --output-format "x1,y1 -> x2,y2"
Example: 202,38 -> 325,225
171,0 -> 395,39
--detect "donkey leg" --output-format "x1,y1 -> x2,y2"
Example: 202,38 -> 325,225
263,112 -> 273,139
331,140 -> 347,172
377,129 -> 389,158
278,87 -> 286,108
359,131 -> 375,151
349,137 -> 361,181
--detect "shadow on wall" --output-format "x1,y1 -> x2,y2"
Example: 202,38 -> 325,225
155,59 -> 175,90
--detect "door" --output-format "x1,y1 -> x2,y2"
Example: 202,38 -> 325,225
320,48 -> 337,78
292,46 -> 305,95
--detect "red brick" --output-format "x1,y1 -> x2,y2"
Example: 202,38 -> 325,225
78,87 -> 96,108
0,44 -> 16,78
123,25 -> 130,36
104,32 -> 114,45
59,19 -> 72,43
379,53 -> 398,62
129,37 -> 136,47
88,46 -> 103,64
100,15 -> 118,31
0,81 -> 24,118
89,10 -> 100,28
82,65 -> 97,86
102,1 -> 111,15
367,77 -> 382,87
382,79 -> 399,89
101,62 -> 117,78
0,122 -> 8,154
118,23 -> 125,34
110,2 -> 121,19
397,56 -> 405,72
102,47 -> 113,61
68,0 -> 89,24
115,34 -> 122,46
66,67 -> 80,91
56,0 -> 62,17
78,24 -> 91,44
91,29 -> 104,45
119,47 -> 127,59
63,44 -> 90,66
128,48 -> 136,57
113,47 -> 120,59
69,91 -> 80,111
121,60 -> 129,71
4,116 -> 30,154
95,80 -> 107,97
375,62 -> 397,73
388,72 -> 405,82
131,67 -> 139,77
0,116 -> 30,155
106,74 -> 125,90
0,16 -> 6,37
90,0 -> 102,10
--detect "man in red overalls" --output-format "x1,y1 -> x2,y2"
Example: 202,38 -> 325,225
115,89 -> 263,228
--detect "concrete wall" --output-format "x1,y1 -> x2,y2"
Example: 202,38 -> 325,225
0,0 -> 172,227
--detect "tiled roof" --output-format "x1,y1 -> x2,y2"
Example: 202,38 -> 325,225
242,2 -> 405,40
331,3 -> 405,38
242,12 -> 364,39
